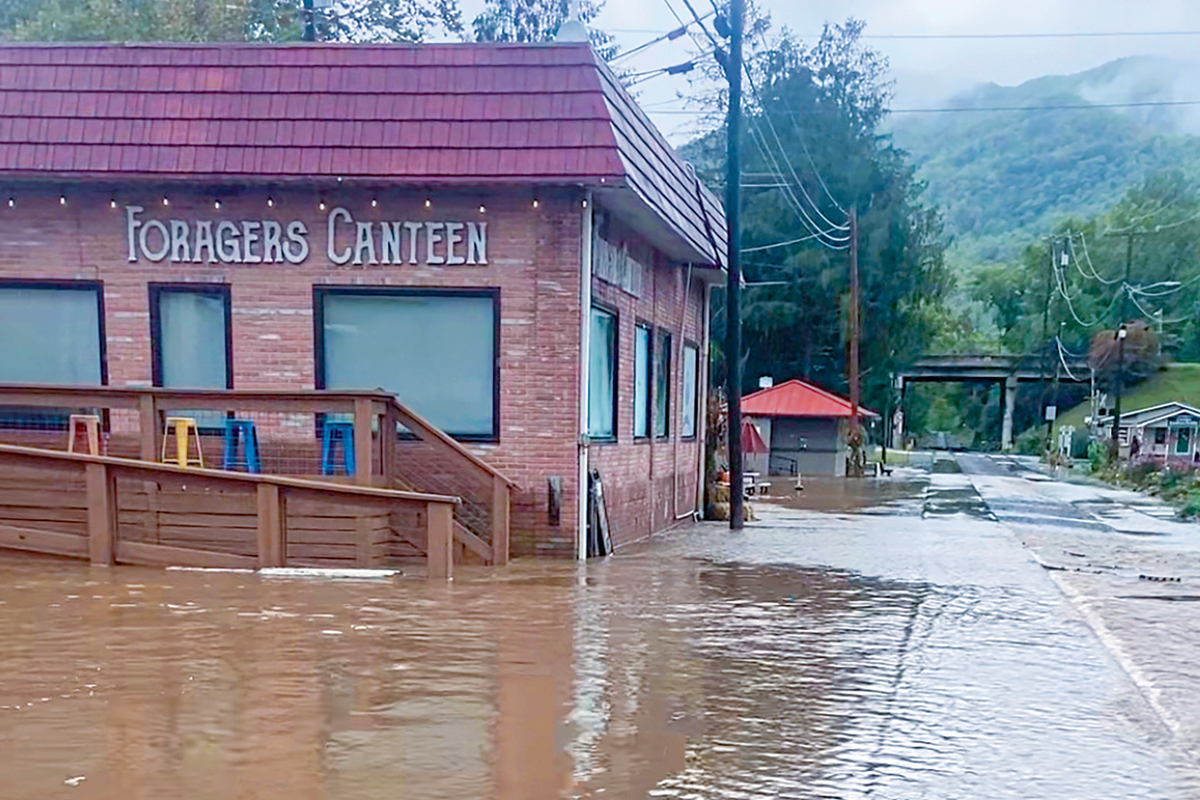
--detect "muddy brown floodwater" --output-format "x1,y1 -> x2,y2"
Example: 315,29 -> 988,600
1,473 -> 1198,800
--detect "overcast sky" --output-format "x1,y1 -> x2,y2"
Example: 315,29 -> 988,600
457,0 -> 1199,143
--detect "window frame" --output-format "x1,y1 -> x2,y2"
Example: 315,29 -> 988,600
633,321 -> 653,441
0,279 -> 108,430
148,283 -> 234,391
587,302 -> 619,443
681,339 -> 700,440
655,328 -> 672,439
313,285 -> 502,443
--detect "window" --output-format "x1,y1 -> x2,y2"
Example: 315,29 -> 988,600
316,288 -> 499,440
1155,428 -> 1167,445
0,282 -> 104,386
0,282 -> 105,428
588,306 -> 617,440
655,330 -> 671,438
634,324 -> 651,439
682,342 -> 699,438
150,285 -> 232,390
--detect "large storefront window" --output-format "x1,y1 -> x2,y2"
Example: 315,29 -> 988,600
0,282 -> 104,385
682,342 -> 699,438
588,306 -> 617,440
634,323 -> 651,439
150,285 -> 231,389
655,330 -> 671,438
317,288 -> 499,440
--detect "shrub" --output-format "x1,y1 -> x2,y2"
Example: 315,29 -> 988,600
1181,490 -> 1200,519
1123,455 -> 1160,487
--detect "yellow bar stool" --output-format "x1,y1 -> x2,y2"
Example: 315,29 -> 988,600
67,414 -> 102,455
162,416 -> 204,468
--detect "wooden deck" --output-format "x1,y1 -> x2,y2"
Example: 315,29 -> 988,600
0,385 -> 518,578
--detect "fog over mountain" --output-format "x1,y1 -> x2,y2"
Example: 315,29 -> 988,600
889,56 -> 1200,275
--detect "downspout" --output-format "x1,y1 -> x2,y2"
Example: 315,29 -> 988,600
577,191 -> 594,561
674,262 -> 696,520
695,281 -> 713,516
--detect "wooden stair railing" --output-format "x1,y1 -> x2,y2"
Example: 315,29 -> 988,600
0,384 -> 517,566
0,443 -> 461,579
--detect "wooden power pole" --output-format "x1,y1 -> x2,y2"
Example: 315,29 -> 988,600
847,207 -> 864,477
724,0 -> 745,528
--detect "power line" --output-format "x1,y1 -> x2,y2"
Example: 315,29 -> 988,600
743,63 -> 850,234
607,28 -> 1200,39
890,100 -> 1200,114
611,11 -> 713,63
648,99 -> 1200,115
742,230 -> 847,253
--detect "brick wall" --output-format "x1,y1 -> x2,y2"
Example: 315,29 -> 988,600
0,183 -> 707,557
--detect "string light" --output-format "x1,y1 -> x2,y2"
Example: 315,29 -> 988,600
581,199 -> 588,208
479,205 -> 486,213
213,200 -> 221,210
424,199 -> 431,209
7,198 -> 13,208
110,199 -> 117,209
267,197 -> 274,208
162,196 -> 169,207
319,199 -> 326,211
371,198 -> 378,208
337,176 -> 343,184
59,195 -> 66,205
532,199 -> 540,209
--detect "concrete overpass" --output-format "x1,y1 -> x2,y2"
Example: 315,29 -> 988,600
895,353 -> 1092,450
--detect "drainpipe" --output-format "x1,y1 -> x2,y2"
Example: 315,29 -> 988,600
674,262 -> 696,520
577,191 -> 594,561
691,280 -> 713,518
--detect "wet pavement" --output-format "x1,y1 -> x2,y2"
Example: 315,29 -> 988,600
2,456 -> 1200,799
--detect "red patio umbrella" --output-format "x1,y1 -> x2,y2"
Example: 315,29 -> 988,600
741,421 -> 768,454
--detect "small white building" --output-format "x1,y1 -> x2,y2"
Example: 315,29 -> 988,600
1094,401 -> 1200,461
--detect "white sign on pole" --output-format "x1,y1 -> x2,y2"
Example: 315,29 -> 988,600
1044,405 -> 1057,422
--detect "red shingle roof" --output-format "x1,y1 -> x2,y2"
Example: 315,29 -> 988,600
742,379 -> 878,419
0,42 -> 726,266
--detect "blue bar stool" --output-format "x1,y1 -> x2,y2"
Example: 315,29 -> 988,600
222,418 -> 262,473
321,421 -> 355,476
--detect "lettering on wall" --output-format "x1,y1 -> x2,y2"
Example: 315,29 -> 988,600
124,205 -> 487,266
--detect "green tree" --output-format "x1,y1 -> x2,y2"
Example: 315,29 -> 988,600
692,21 -> 951,421
472,0 -> 614,58
0,0 -> 462,43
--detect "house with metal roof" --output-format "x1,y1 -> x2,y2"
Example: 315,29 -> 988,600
742,378 -> 878,477
0,40 -> 727,560
1094,401 -> 1200,462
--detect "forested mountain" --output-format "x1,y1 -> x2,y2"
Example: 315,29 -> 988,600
890,57 -> 1200,274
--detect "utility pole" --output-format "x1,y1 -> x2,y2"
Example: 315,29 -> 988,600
847,207 -> 864,477
723,0 -> 745,529
1109,232 -> 1135,455
1037,237 -> 1055,456
303,0 -> 316,42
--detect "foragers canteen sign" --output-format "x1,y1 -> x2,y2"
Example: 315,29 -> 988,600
124,205 -> 488,266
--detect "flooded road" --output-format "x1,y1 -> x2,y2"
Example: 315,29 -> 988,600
3,457 -> 1200,799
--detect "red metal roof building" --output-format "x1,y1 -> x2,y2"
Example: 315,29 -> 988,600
741,380 -> 875,477
742,379 -> 878,419
0,41 -> 726,560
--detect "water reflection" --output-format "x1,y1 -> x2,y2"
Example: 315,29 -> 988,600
0,504 -> 1196,799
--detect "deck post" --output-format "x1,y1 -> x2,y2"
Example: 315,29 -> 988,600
138,393 -> 159,462
491,475 -> 510,566
256,483 -> 285,568
85,462 -> 116,565
381,404 -> 396,485
353,398 -> 373,486
355,515 -> 373,567
427,501 -> 454,580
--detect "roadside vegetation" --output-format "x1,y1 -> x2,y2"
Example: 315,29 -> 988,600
1087,444 -> 1200,518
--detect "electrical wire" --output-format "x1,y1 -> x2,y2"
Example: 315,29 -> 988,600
1056,337 -> 1086,383
743,61 -> 851,233
1072,231 -> 1122,285
612,11 -> 713,63
648,100 -> 1200,115
742,230 -> 849,253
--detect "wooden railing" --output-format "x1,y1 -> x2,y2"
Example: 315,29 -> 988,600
0,384 -> 515,565
0,443 -> 460,578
